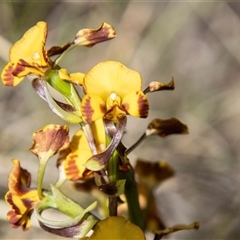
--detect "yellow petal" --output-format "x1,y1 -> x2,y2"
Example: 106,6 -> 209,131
58,68 -> 85,86
105,105 -> 126,121
10,21 -> 49,67
1,62 -> 24,86
64,130 -> 92,181
81,93 -> 106,123
122,91 -> 149,118
64,150 -> 92,181
83,61 -> 142,101
90,118 -> 106,150
69,72 -> 85,85
82,216 -> 145,240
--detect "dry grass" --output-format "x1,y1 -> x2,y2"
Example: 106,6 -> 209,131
0,1 -> 240,239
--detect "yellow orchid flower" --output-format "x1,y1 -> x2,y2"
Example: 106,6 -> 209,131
81,61 -> 149,123
1,22 -> 116,87
62,118 -> 106,181
1,22 -> 51,86
5,159 -> 40,230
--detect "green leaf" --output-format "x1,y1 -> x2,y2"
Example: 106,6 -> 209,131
39,215 -> 98,238
34,186 -> 98,229
32,78 -> 82,123
51,184 -> 85,217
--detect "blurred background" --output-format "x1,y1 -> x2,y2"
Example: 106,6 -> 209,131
0,1 -> 240,239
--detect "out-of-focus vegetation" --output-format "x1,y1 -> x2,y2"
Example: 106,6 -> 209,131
1,1 -> 240,239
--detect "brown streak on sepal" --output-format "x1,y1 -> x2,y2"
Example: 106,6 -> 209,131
74,22 -> 116,47
30,125 -> 70,158
82,96 -> 94,123
147,77 -> 175,93
137,92 -> 149,118
38,220 -> 82,238
47,42 -> 72,57
147,118 -> 189,137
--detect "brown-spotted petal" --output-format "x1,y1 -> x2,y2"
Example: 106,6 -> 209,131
122,91 -> 149,118
7,159 -> 31,194
30,124 -> 70,160
63,129 -> 93,181
146,118 -> 189,137
74,22 -> 116,47
5,159 -> 40,230
6,190 -> 39,231
1,62 -> 25,86
144,77 -> 175,94
135,159 -> 174,188
81,93 -> 106,124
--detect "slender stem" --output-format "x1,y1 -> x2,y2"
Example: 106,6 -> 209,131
119,166 -> 144,230
107,150 -> 119,216
125,133 -> 146,155
143,86 -> 150,94
37,156 -> 49,199
108,197 -> 118,216
53,43 -> 75,67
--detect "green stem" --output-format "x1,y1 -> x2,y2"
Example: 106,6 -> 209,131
53,44 -> 75,67
108,147 -> 119,216
37,156 -> 49,199
108,196 -> 118,216
119,166 -> 144,230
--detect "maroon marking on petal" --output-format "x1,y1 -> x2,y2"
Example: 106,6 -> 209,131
22,198 -> 34,210
7,210 -> 21,225
121,102 -> 129,112
100,103 -> 107,113
137,91 -> 149,118
82,96 -> 94,123
82,168 -> 92,178
12,62 -> 26,77
6,193 -> 22,215
19,59 -> 32,67
65,154 -> 80,181
2,63 -> 15,86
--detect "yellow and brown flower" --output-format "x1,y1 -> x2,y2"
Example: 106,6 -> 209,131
1,22 -> 51,86
5,159 -> 40,230
1,21 -> 116,87
81,61 -> 149,123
